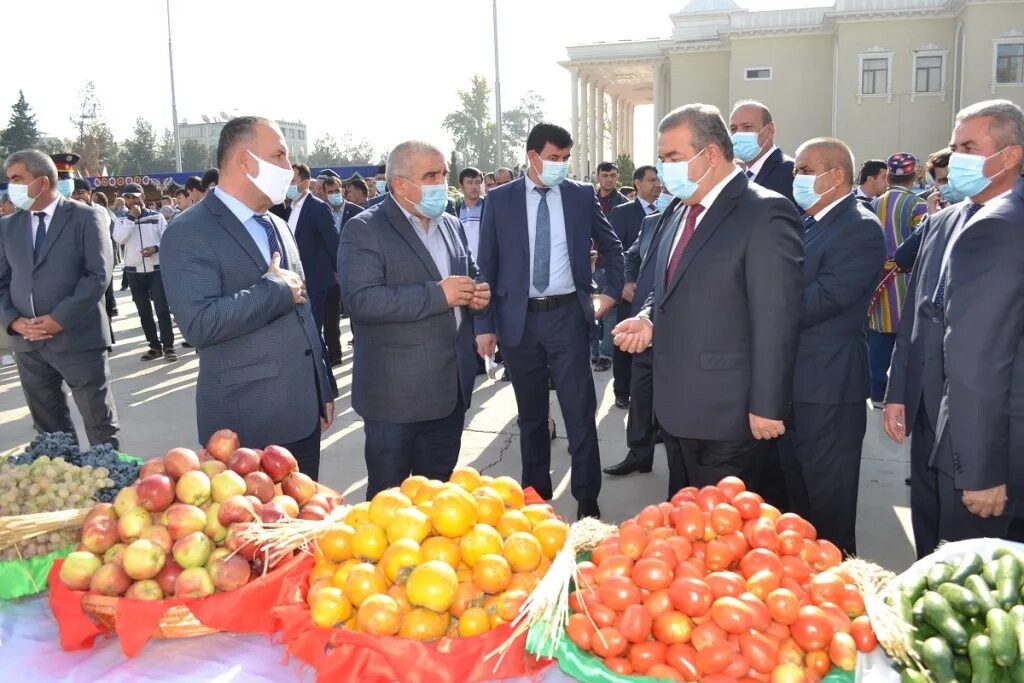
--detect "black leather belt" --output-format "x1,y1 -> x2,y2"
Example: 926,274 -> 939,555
527,293 -> 576,312
124,265 -> 159,272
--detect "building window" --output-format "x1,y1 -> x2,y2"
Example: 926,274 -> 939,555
996,42 -> 1024,84
861,58 -> 889,95
744,67 -> 772,81
298,130 -> 305,140
915,56 -> 942,92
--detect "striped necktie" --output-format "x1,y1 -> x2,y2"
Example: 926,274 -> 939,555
252,213 -> 287,268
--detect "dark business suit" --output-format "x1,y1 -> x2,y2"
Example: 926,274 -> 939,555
285,195 -> 339,330
475,177 -> 623,505
326,199 -> 364,362
641,173 -> 803,499
931,180 -> 1024,544
752,148 -> 797,207
339,197 -> 478,498
777,195 -> 885,555
0,198 -> 119,448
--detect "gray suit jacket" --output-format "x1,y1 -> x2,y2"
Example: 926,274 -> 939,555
159,192 -> 335,449
0,197 -> 113,353
339,196 -> 478,424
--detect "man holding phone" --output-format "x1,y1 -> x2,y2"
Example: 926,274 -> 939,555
113,183 -> 176,362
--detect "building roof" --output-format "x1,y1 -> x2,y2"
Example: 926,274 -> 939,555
681,0 -> 741,13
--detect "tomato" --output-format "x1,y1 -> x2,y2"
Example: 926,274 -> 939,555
710,504 -> 743,536
702,512 -> 716,541
778,530 -> 804,556
566,613 -> 595,651
665,536 -> 693,564
590,602 -> 618,628
850,615 -> 877,652
722,531 -> 750,561
598,574 -> 642,611
629,640 -> 667,674
592,626 -> 628,658
705,538 -> 735,572
740,631 -> 780,674
838,585 -> 866,618
723,655 -> 752,679
604,657 -> 633,674
691,620 -> 728,650
747,568 -> 782,600
591,540 -> 619,566
595,555 -> 634,584
819,601 -> 852,634
651,526 -> 675,542
652,610 -> 694,645
631,557 -> 673,592
815,540 -> 842,569
675,559 -> 704,580
717,476 -> 746,501
739,592 -> 772,631
637,504 -> 664,531
644,589 -> 674,619
705,571 -> 746,599
674,502 -> 705,541
780,555 -> 812,585
568,588 -> 593,614
669,577 -> 713,617
704,676 -> 742,683
618,524 -> 649,560
696,486 -> 727,513
771,662 -> 807,683
775,513 -> 813,538
647,663 -> 685,681
766,620 -> 791,643
749,524 -> 782,553
618,603 -> 653,644
670,486 -> 698,506
732,491 -> 764,520
808,571 -> 845,606
710,596 -> 753,634
738,547 -> 783,578
766,588 -> 801,625
799,539 -> 821,565
665,642 -> 700,679
828,631 -> 857,671
804,650 -> 831,676
790,605 -> 836,652
777,638 -> 804,666
695,639 -> 736,675
642,540 -> 679,569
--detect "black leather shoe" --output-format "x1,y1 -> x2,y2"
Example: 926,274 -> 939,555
577,499 -> 600,520
592,357 -> 611,372
603,456 -> 653,476
654,430 -> 664,444
614,396 -> 630,409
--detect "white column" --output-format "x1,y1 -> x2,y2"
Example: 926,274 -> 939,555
610,96 -> 619,161
579,77 -> 589,180
570,70 -> 579,167
588,80 -> 598,178
652,64 -> 663,154
596,86 -> 606,165
627,105 -> 634,159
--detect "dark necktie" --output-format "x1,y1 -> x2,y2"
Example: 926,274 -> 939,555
647,203 -> 658,214
934,202 -> 984,308
533,187 -> 551,293
252,213 -> 287,268
33,212 -> 47,263
665,204 -> 705,286
745,170 -> 755,180
802,215 -> 817,231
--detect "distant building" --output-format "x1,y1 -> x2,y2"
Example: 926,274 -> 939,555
563,0 -> 1024,176
178,118 -> 308,161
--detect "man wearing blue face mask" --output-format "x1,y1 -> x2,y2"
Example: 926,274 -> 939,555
894,150 -> 967,272
729,101 -> 797,208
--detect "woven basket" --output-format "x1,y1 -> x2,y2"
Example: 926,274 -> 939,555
81,594 -> 219,639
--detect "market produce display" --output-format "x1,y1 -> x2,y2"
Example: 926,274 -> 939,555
7,431 -> 140,502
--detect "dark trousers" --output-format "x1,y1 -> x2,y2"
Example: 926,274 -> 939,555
126,270 -> 173,350
663,434 -> 766,502
909,404 -> 940,559
322,285 -> 342,364
868,330 -> 896,402
624,350 -> 655,466
778,401 -> 867,556
363,392 -> 465,500
612,302 -> 632,399
16,347 -> 120,449
104,281 -> 117,316
502,303 -> 602,503
282,424 -> 322,482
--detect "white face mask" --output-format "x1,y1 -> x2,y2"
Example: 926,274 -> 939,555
245,150 -> 293,205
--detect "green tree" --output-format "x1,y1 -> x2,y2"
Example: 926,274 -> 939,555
501,90 -> 545,168
120,117 -> 157,174
0,90 -> 40,155
614,153 -> 635,188
443,75 -> 496,170
68,82 -> 118,175
181,139 -> 210,173
153,128 -> 177,173
309,134 -> 342,166
339,135 -> 375,165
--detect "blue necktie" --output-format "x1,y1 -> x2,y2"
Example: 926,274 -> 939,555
802,215 -> 817,231
252,213 -> 287,268
934,203 -> 984,308
533,187 -> 550,293
33,212 -> 47,263
745,170 -> 755,180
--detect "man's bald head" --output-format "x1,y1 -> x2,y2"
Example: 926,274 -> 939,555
795,137 -> 855,189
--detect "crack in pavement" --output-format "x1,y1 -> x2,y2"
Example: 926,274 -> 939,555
476,432 -> 515,474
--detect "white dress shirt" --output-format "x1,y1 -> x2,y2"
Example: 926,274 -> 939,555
812,193 -> 850,223
30,196 -> 60,245
395,201 -> 461,329
524,175 -> 574,297
668,168 -> 742,257
286,192 -> 308,235
746,145 -> 779,178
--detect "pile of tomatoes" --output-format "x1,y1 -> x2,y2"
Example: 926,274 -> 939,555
565,477 -> 878,682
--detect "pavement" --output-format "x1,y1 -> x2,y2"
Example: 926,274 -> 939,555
0,279 -> 918,574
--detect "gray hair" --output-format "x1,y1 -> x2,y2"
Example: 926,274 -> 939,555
796,137 -> 856,186
386,141 -> 444,184
955,99 -> 1024,150
4,149 -> 58,184
659,104 -> 735,161
731,99 -> 773,126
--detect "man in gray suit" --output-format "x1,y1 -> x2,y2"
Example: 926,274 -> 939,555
0,150 -> 119,447
339,141 -> 490,499
160,117 -> 337,480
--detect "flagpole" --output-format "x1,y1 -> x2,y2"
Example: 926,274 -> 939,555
492,0 -> 503,169
166,0 -> 182,172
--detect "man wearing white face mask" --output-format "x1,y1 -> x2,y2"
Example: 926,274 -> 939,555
729,100 -> 797,208
159,116 -> 338,481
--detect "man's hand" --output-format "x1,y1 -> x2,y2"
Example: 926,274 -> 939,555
268,252 -> 306,305
749,414 -> 785,440
926,189 -> 946,215
593,293 -> 616,320
883,403 -> 907,444
612,316 -> 653,354
10,317 -> 52,342
962,484 -> 1007,518
141,246 -> 157,258
476,333 -> 497,359
590,250 -> 598,272
469,282 -> 491,311
621,282 -> 636,303
320,401 -> 335,432
129,204 -> 142,219
440,275 -> 475,308
31,315 -> 63,336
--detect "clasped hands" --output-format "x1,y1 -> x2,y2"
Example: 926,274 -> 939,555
440,276 -> 490,311
11,315 -> 63,342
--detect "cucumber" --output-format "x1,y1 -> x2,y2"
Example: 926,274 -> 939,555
904,573 -> 929,603
984,560 -> 998,589
966,574 -> 1001,614
950,552 -> 984,585
966,617 -> 987,638
913,596 -> 927,625
895,591 -> 914,626
1007,658 -> 1024,681
992,547 -> 1024,565
938,582 -> 982,617
916,622 -> 939,641
995,554 -> 1022,611
923,590 -> 971,653
899,669 -> 929,683
987,607 -> 1019,667
922,636 -> 957,683
969,634 -> 997,683
952,654 -> 973,680
928,562 -> 955,589
1010,605 -> 1024,659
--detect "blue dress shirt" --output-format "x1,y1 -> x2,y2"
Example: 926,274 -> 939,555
524,175 -> 574,297
213,187 -> 273,265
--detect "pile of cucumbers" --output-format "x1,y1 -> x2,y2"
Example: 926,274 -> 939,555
888,548 -> 1024,682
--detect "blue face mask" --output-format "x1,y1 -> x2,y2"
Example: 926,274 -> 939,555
407,182 -> 448,218
538,159 -> 569,187
57,179 -> 75,198
938,182 -> 965,204
286,184 -> 300,201
327,192 -> 344,207
731,130 -> 764,163
947,150 -> 1004,199
375,179 -> 387,194
792,171 -> 836,211
654,193 -> 672,212
656,148 -> 708,201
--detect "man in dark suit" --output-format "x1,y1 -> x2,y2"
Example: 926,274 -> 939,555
614,104 -> 803,501
608,165 -> 662,408
0,149 -> 119,447
476,122 -> 623,520
340,141 -> 489,498
591,162 -> 629,372
856,159 -> 889,209
161,117 -> 337,479
324,176 -> 364,233
778,138 -> 885,555
729,100 -> 797,207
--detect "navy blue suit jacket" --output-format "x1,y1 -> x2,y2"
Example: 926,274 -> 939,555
754,148 -> 797,207
288,194 -> 339,295
335,200 -> 364,233
609,198 -> 651,254
625,211 -> 669,316
474,177 -> 624,347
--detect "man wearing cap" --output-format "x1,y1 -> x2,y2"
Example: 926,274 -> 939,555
72,179 -> 119,322
50,153 -> 79,199
868,153 -> 928,407
113,183 -> 177,362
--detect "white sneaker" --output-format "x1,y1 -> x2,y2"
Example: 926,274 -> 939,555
0,354 -> 14,367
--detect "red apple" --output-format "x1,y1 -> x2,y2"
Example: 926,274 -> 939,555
90,562 -> 133,597
243,471 -> 275,503
173,531 -> 214,569
116,506 -> 153,543
141,525 -> 173,554
113,487 -> 140,517
260,445 -> 298,483
227,448 -> 261,477
209,554 -> 252,592
163,447 -> 200,479
175,567 -> 215,598
138,458 -> 166,480
84,502 -> 116,527
137,474 -> 175,512
281,472 -> 316,506
206,429 -> 240,463
123,538 -> 167,580
260,502 -> 288,523
60,551 -> 102,590
104,543 -> 128,566
270,495 -> 299,518
81,516 -> 119,554
298,505 -> 328,521
125,579 -> 164,600
175,470 -> 212,506
223,523 -> 257,561
218,495 -> 258,526
304,493 -> 330,509
200,460 -> 227,478
155,559 -> 184,595
164,503 -> 207,540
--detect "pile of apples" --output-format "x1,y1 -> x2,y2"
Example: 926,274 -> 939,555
58,429 -> 341,600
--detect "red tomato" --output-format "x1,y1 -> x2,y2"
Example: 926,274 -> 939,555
710,596 -> 754,634
723,655 -> 752,679
691,620 -> 728,651
695,639 -> 736,675
749,524 -> 782,553
850,615 -> 878,652
589,602 -> 618,628
705,571 -> 746,599
705,538 -> 735,572
731,491 -> 764,520
644,588 -> 674,619
642,540 -> 679,569
740,631 -> 780,674
808,571 -> 846,606
780,555 -> 812,585
618,603 -> 653,644
717,476 -> 746,501
647,663 -> 685,681
778,529 -> 805,556
591,626 -> 628,658
665,536 -> 693,564
805,650 -> 831,676
599,574 -> 642,612
775,513 -> 814,539
603,657 -> 633,675
673,502 -> 705,541
696,486 -> 727,513
828,632 -> 857,671
838,586 -> 866,618
711,504 -> 743,535
651,526 -> 675,542
666,642 -> 700,679
569,588 -> 595,614
636,504 -> 664,531
629,640 -> 667,674
739,591 -> 773,631
766,588 -> 801,626
771,662 -> 807,683
815,540 -> 842,569
766,620 -> 791,643
566,613 -> 595,651
739,548 -> 784,579
819,601 -> 852,634
576,561 -> 597,589
669,577 -> 713,617
632,557 -> 674,592
591,540 -> 620,565
747,568 -> 782,600
704,676 -> 742,683
790,605 -> 837,652
652,610 -> 694,645
671,486 -> 699,506
722,530 -> 750,561
800,539 -> 821,565
777,638 -> 805,666
618,525 -> 649,560
595,555 -> 634,584
675,559 -> 704,580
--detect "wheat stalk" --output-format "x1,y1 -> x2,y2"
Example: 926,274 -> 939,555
0,508 -> 89,551
233,505 -> 351,570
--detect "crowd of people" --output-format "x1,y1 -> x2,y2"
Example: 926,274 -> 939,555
1,96 -> 1022,561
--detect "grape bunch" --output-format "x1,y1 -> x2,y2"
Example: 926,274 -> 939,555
8,431 -> 81,466
6,433 -> 140,502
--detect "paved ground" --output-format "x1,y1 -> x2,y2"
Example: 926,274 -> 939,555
0,278 -> 918,573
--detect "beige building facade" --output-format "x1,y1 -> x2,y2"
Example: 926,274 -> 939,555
563,0 -> 1024,176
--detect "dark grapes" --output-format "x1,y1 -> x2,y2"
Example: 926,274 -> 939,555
7,432 -> 139,501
